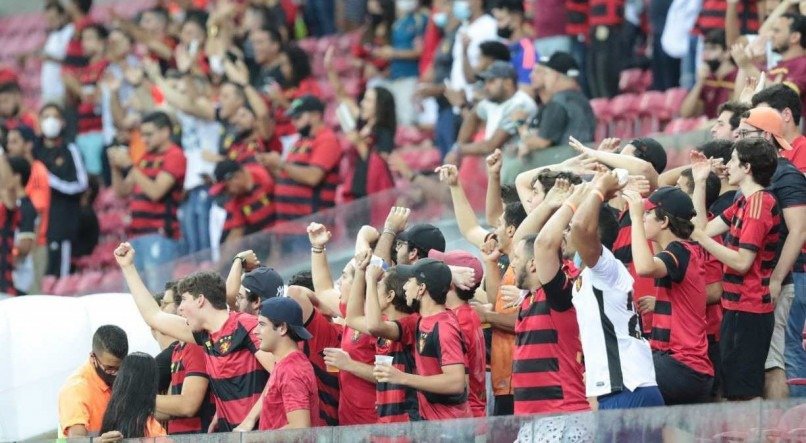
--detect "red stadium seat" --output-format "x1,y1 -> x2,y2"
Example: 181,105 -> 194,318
589,97 -> 611,141
609,93 -> 640,139
664,87 -> 689,119
619,68 -> 647,94
637,91 -> 667,134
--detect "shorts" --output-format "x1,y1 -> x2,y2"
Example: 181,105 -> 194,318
765,283 -> 794,370
707,334 -> 722,399
653,351 -> 713,405
721,309 -> 774,400
597,386 -> 665,409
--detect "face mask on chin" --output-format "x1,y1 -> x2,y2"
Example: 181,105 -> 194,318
93,358 -> 117,387
497,26 -> 514,39
705,59 -> 721,73
298,124 -> 312,138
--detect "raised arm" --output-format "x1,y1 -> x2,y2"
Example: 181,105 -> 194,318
364,265 -> 401,340
376,207 -> 410,265
534,182 -> 588,285
569,137 -> 659,189
345,250 -> 371,334
512,178 -> 572,248
437,164 -> 489,248
571,171 -> 623,267
307,223 -> 341,310
690,151 -> 730,236
225,250 -> 260,310
622,190 -> 670,278
485,149 -> 505,226
114,243 -> 195,344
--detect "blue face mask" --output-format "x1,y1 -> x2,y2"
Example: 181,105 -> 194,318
573,252 -> 583,269
433,12 -> 448,29
453,1 -> 471,22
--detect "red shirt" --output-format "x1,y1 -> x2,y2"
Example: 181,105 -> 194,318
701,69 -> 737,119
274,126 -> 342,232
69,59 -> 109,134
193,312 -> 269,431
718,190 -> 781,314
299,310 -> 342,426
273,79 -> 323,138
224,137 -> 266,165
565,0 -> 589,36
0,205 -> 19,295
588,0 -> 624,27
532,0 -> 567,38
375,315 -> 420,423
222,164 -> 275,238
786,135 -> 806,172
768,56 -> 806,117
419,16 -> 441,75
696,0 -> 759,36
64,17 -> 92,68
703,243 -> 725,341
259,350 -> 321,430
168,343 -> 215,434
651,241 -> 713,376
128,145 -> 186,240
451,304 -> 487,417
513,268 -> 588,416
397,310 -> 471,421
613,211 -> 656,335
338,326 -> 378,425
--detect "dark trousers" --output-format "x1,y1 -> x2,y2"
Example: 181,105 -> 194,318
587,25 -> 625,98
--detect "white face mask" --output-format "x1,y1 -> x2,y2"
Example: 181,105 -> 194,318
209,55 -> 225,76
397,0 -> 418,13
41,116 -> 62,139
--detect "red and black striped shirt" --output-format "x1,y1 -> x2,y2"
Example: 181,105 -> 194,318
613,211 -> 655,335
375,324 -> 420,423
221,136 -> 266,166
566,0 -> 589,36
67,59 -> 108,134
128,145 -> 186,240
167,342 -> 215,434
696,0 -> 759,36
718,190 -> 781,314
513,268 -> 588,416
650,241 -> 713,376
63,17 -> 92,68
299,309 -> 342,426
0,205 -> 19,295
193,312 -> 269,431
273,127 -> 342,232
589,0 -> 624,27
222,164 -> 275,239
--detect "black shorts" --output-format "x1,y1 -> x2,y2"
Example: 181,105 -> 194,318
653,351 -> 713,405
707,334 -> 722,399
720,309 -> 774,400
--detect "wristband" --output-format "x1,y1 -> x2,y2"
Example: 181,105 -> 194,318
382,228 -> 396,236
311,246 -> 326,254
592,189 -> 605,202
563,202 -> 577,214
233,256 -> 245,266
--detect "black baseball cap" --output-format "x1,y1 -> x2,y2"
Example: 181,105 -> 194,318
644,186 -> 696,220
477,60 -> 518,82
396,258 -> 452,297
286,95 -> 325,118
629,138 -> 667,173
242,267 -> 285,301
214,159 -> 242,183
539,52 -> 580,78
259,297 -> 312,340
398,223 -> 446,254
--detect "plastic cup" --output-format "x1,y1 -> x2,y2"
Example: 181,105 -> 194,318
324,348 -> 340,372
375,355 -> 394,366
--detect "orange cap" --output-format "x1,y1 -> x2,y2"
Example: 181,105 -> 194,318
745,107 -> 792,151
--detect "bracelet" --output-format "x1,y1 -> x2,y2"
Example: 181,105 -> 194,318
563,202 -> 577,214
382,228 -> 396,236
311,247 -> 326,254
233,256 -> 245,266
592,189 -> 605,202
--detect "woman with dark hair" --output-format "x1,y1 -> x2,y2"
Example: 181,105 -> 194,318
353,0 -> 396,87
98,352 -> 166,441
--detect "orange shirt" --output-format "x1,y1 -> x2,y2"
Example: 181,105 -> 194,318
26,160 -> 50,246
58,360 -> 112,437
145,417 -> 167,437
491,265 -> 517,396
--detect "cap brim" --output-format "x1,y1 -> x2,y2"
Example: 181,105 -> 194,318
292,325 -> 312,340
396,264 -> 417,280
774,134 -> 793,151
643,198 -> 658,212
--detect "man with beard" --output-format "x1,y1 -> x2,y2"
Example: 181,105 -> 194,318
491,0 -> 537,87
58,325 -> 129,438
451,61 -> 537,183
681,29 -> 738,119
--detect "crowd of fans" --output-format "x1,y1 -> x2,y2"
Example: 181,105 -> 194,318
0,0 -> 800,439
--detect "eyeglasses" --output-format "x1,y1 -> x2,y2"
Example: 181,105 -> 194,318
92,354 -> 119,375
395,240 -> 408,250
736,129 -> 763,139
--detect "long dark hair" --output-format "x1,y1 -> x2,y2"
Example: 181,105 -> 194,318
284,44 -> 312,88
373,86 -> 397,134
100,352 -> 158,438
363,0 -> 396,45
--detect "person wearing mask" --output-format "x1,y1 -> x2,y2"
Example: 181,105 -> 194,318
5,125 -> 50,292
680,29 -> 738,119
108,111 -> 186,292
98,353 -> 166,441
256,297 -> 321,430
34,103 -> 88,277
372,0 -> 427,125
62,23 -> 109,177
752,83 -> 806,171
260,96 -> 342,254
452,61 -> 538,184
710,101 -> 750,140
41,0 -> 74,104
492,0 -> 538,87
58,325 -> 129,438
517,52 -> 595,160
448,0 -> 498,98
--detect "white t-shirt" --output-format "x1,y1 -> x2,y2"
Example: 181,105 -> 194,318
177,111 -> 221,190
41,24 -> 74,103
476,90 -> 538,140
572,247 -> 657,398
450,14 -> 498,96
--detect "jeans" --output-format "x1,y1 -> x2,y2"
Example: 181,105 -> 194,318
435,105 -> 459,159
179,186 -> 212,255
129,234 -> 179,293
303,0 -> 335,36
598,386 -> 665,409
786,272 -> 806,397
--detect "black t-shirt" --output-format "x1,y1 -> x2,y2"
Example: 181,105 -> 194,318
532,89 -> 596,147
33,140 -> 85,241
156,341 -> 178,394
72,205 -> 99,258
18,197 -> 36,237
768,158 -> 806,275
709,190 -> 737,219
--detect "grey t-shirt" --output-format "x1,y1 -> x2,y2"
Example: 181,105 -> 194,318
533,89 -> 595,147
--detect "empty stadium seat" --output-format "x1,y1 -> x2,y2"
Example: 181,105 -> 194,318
664,87 -> 689,119
609,93 -> 640,139
589,97 -> 611,141
637,91 -> 667,134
